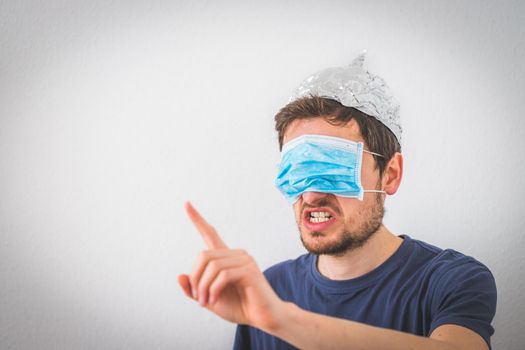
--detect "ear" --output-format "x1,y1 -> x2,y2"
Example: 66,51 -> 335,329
382,152 -> 403,195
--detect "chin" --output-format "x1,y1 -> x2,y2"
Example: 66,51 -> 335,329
301,234 -> 341,255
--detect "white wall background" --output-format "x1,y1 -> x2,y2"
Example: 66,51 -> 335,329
1,1 -> 524,349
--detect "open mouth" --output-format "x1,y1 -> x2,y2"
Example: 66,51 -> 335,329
303,207 -> 337,230
308,211 -> 332,223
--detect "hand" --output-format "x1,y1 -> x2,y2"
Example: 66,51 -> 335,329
178,202 -> 284,331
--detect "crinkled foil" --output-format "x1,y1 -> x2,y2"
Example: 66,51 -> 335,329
289,52 -> 402,144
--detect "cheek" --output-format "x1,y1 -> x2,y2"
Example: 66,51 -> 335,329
293,202 -> 302,220
337,198 -> 354,219
338,198 -> 369,222
360,165 -> 380,188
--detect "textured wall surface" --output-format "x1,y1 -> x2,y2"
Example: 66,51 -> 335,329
1,1 -> 524,349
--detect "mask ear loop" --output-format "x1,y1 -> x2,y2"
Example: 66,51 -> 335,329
363,189 -> 386,194
362,150 -> 387,194
363,149 -> 385,158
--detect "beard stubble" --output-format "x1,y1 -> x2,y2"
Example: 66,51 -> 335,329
299,192 -> 385,257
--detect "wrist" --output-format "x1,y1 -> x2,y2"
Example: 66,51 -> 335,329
260,300 -> 299,336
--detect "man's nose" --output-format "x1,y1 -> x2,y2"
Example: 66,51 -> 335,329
301,191 -> 329,204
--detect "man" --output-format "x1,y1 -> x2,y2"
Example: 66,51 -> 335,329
178,54 -> 497,349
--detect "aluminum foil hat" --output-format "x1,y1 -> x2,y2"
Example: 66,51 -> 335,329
289,53 -> 402,144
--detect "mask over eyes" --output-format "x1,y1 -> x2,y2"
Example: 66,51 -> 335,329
275,134 -> 386,204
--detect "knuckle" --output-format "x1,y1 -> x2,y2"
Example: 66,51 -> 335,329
198,281 -> 206,294
209,286 -> 218,297
197,250 -> 207,261
208,260 -> 219,272
219,269 -> 230,280
211,276 -> 222,290
238,248 -> 248,256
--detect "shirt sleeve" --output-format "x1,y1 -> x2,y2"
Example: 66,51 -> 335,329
429,254 -> 497,349
232,324 -> 252,350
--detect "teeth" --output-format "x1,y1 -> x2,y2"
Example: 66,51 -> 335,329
309,217 -> 330,223
310,211 -> 331,218
308,211 -> 332,223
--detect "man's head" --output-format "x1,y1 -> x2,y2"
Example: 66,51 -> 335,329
274,96 -> 403,256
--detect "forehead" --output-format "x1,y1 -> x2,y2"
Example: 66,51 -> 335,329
283,117 -> 364,145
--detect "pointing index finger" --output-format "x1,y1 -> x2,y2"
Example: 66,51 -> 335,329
185,201 -> 228,250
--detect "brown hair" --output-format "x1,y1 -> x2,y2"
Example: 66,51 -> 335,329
274,96 -> 401,178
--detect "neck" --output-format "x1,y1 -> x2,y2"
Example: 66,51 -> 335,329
317,225 -> 403,280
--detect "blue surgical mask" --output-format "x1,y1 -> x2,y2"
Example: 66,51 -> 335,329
275,134 -> 386,204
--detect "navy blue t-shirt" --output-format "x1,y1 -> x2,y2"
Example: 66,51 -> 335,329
233,235 -> 497,349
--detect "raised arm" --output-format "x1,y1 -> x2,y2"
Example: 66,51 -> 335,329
178,202 -> 488,350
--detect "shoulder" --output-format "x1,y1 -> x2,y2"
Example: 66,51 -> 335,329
430,248 -> 497,299
403,236 -> 497,304
408,237 -> 495,283
421,241 -> 496,289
